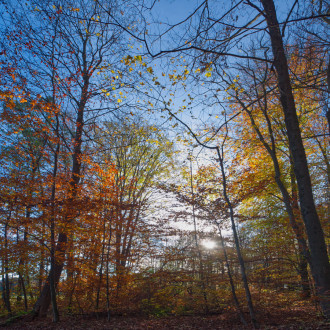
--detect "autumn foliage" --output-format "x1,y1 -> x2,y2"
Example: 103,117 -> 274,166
0,0 -> 329,328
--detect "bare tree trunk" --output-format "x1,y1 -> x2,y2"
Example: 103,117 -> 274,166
66,235 -> 75,312
49,170 -> 60,323
106,224 -> 112,321
326,60 -> 330,135
33,232 -> 66,318
260,0 -> 330,318
289,157 -> 310,298
39,224 -> 45,295
216,146 -> 258,328
96,215 -> 107,311
17,213 -> 28,311
241,101 -> 311,297
217,224 -> 247,326
18,272 -> 28,312
3,222 -> 11,314
189,159 -> 209,314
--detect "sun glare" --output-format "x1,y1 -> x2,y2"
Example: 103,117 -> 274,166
202,240 -> 216,249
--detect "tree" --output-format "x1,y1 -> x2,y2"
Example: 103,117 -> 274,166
131,0 -> 330,317
0,0 -> 138,317
220,51 -> 318,297
94,119 -> 174,287
259,0 -> 329,317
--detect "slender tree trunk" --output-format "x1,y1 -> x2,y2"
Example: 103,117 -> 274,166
49,106 -> 62,321
2,268 -> 11,314
216,147 -> 258,328
289,157 -> 310,297
260,0 -> 330,318
326,60 -> 330,135
39,223 -> 45,295
2,273 -> 6,311
3,223 -> 11,314
96,215 -> 107,311
49,218 -> 59,323
189,159 -> 209,314
66,235 -> 75,312
243,106 -> 311,297
16,229 -> 27,311
17,273 -> 27,311
115,215 -> 123,299
16,207 -> 31,311
217,224 -> 247,326
106,224 -> 112,321
33,232 -> 66,318
4,267 -> 10,312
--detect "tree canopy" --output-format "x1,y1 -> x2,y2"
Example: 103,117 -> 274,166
0,0 -> 329,328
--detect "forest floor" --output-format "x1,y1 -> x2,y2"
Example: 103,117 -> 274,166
1,307 -> 329,329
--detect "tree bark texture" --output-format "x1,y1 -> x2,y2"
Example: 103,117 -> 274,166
260,0 -> 330,318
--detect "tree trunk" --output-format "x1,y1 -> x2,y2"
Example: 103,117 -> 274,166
106,225 -> 112,321
18,272 -> 28,311
244,106 -> 311,297
189,160 -> 209,314
217,224 -> 247,326
33,232 -> 67,317
326,60 -> 330,135
216,147 -> 258,328
4,223 -> 11,314
33,74 -> 88,316
289,157 -> 310,298
260,0 -> 330,318
96,216 -> 107,311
